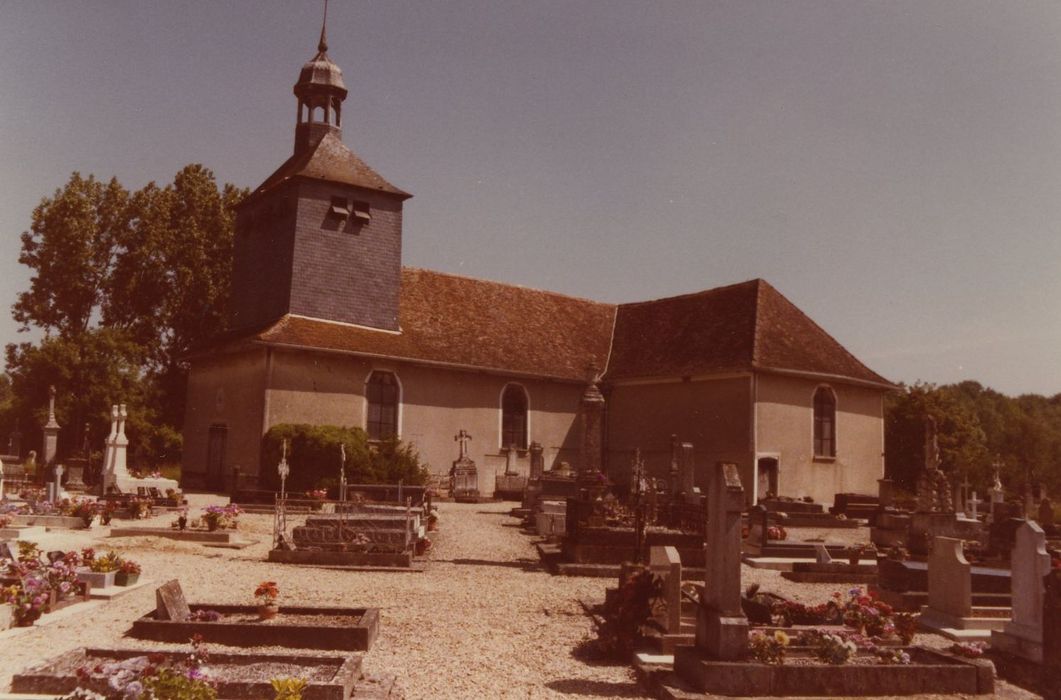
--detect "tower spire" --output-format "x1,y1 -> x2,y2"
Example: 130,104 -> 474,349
318,0 -> 329,53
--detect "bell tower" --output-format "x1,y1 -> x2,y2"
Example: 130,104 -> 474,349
227,8 -> 411,333
293,18 -> 347,155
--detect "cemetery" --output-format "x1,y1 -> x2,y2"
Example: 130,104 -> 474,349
3,384 -> 1061,699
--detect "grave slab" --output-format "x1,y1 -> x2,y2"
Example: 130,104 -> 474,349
130,604 -> 380,651
12,647 -> 362,700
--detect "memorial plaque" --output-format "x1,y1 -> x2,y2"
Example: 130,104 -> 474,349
155,579 -> 190,621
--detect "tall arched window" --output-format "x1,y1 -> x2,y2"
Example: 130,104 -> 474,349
366,371 -> 399,440
813,386 -> 836,458
501,384 -> 528,450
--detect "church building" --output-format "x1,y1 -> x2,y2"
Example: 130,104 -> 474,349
182,28 -> 895,506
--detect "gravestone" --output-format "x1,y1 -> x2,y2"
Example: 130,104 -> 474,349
695,461 -> 747,660
991,521 -> 1051,661
451,429 -> 480,500
814,543 -> 834,565
927,537 -> 972,620
0,542 -> 17,561
578,378 -> 605,486
678,442 -> 695,497
155,580 -> 191,621
101,404 -> 176,494
650,545 -> 683,635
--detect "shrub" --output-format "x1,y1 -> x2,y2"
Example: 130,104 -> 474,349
260,424 -> 428,492
271,678 -> 307,700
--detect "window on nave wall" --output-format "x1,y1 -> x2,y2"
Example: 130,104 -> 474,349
501,384 -> 528,450
813,386 -> 836,458
366,371 -> 399,440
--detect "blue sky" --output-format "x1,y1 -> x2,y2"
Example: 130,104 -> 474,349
1,1 -> 1060,396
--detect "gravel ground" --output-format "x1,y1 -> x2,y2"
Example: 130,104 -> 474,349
0,498 -> 1042,699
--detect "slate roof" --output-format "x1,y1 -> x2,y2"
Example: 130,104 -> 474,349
247,268 -> 615,382
244,131 -> 410,204
208,272 -> 891,388
604,279 -> 892,387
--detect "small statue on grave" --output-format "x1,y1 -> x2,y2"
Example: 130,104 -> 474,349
915,415 -> 953,513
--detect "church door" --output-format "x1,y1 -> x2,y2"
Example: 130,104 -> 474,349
206,424 -> 228,492
756,457 -> 779,502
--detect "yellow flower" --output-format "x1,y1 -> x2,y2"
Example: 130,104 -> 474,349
774,630 -> 791,646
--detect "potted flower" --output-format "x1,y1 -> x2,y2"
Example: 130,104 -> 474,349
115,558 -> 141,586
202,506 -> 225,531
255,580 -> 279,620
78,550 -> 121,589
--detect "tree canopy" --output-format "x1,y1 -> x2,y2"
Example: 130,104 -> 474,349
2,166 -> 246,465
885,381 -> 1061,498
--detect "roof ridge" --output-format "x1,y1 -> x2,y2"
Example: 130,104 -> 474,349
402,267 -> 615,308
615,278 -> 761,309
751,278 -> 766,366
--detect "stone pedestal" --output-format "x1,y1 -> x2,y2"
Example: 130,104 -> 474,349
451,457 -> 480,501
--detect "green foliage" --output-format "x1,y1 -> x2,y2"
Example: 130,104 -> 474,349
260,424 -> 428,492
5,166 -> 245,466
271,677 -> 308,700
885,381 -> 1061,497
142,668 -> 218,699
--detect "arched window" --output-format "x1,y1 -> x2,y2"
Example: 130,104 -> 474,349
813,386 -> 836,458
501,384 -> 528,450
366,371 -> 399,440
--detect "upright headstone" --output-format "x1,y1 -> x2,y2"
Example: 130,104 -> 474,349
814,543 -> 834,565
41,385 -> 61,469
650,545 -> 683,635
1044,569 -> 1061,667
101,405 -> 130,493
877,478 -> 895,509
47,463 -> 64,503
155,580 -> 191,621
7,420 -> 22,460
669,434 -> 680,497
991,521 -> 1052,661
338,444 -> 347,501
528,442 -> 544,480
695,462 -> 748,660
64,423 -> 90,492
917,536 -> 979,637
504,444 -> 517,475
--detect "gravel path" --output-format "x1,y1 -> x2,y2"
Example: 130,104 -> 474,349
0,499 -> 1042,699
0,498 -> 647,699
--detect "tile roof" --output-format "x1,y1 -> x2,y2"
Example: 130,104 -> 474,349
208,272 -> 891,388
248,268 -> 615,382
244,131 -> 410,203
604,279 -> 892,387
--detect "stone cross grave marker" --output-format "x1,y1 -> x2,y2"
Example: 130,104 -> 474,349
927,536 -> 971,620
1006,521 -> 1051,641
814,543 -> 834,565
155,580 -> 191,621
698,461 -> 748,660
650,545 -> 683,635
967,491 -> 983,520
455,429 -> 471,460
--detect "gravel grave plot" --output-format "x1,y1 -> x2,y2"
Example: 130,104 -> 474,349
0,496 -> 1042,699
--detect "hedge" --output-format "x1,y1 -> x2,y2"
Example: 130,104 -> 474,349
259,424 -> 428,493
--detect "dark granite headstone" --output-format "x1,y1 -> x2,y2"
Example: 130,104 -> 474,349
155,580 -> 191,621
0,541 -> 17,561
1044,569 -> 1061,666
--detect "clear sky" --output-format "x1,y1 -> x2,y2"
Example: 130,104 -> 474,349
1,1 -> 1059,397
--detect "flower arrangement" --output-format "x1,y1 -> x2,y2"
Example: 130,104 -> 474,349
89,551 -> 123,574
811,631 -> 858,665
847,543 -> 876,566
873,647 -> 912,665
201,504 -> 241,530
948,641 -> 985,658
18,540 -> 41,563
305,489 -> 328,500
67,636 -> 217,699
766,525 -> 787,541
0,515 -> 12,528
120,559 -> 142,575
0,576 -> 50,626
126,496 -> 151,519
772,598 -> 842,627
189,609 -> 223,622
271,677 -> 308,700
839,587 -> 894,637
748,630 -> 789,664
893,612 -> 917,644
254,581 -> 280,605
